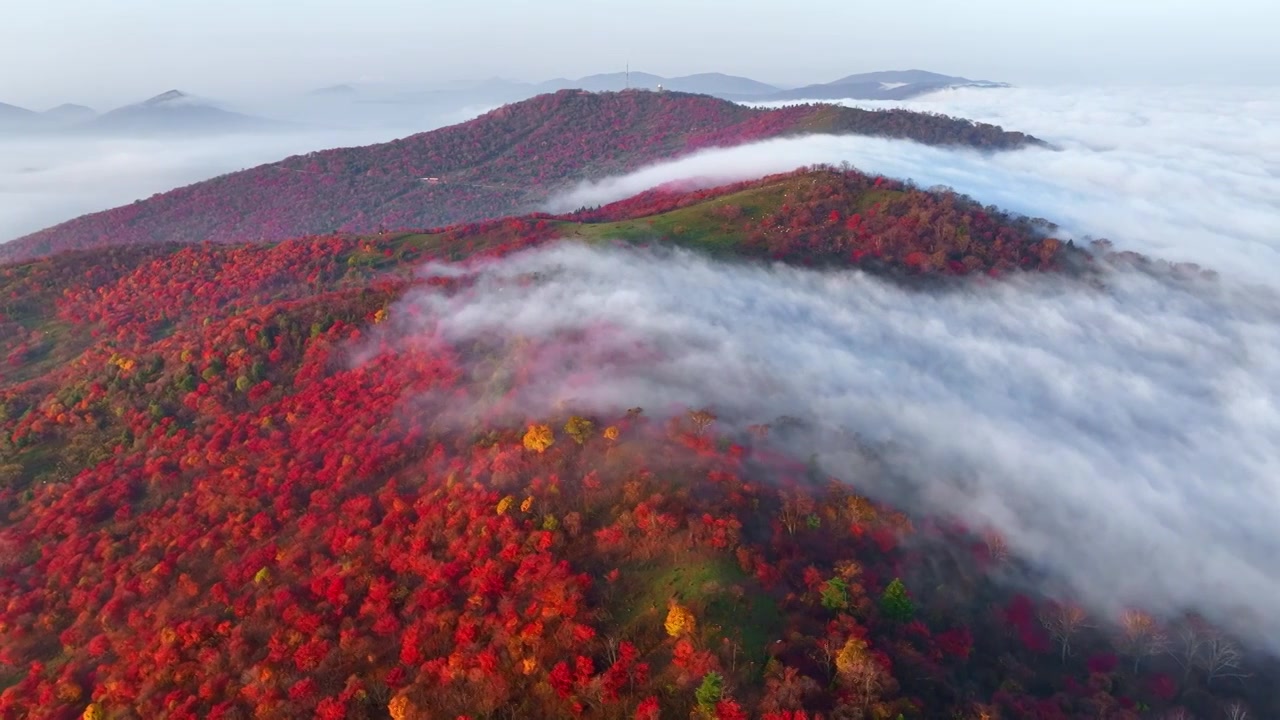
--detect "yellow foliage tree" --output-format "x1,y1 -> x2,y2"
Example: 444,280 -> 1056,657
523,424 -> 555,453
834,635 -> 890,712
388,694 -> 413,720
496,496 -> 515,515
835,636 -> 869,678
665,600 -> 697,638
520,496 -> 534,513
603,426 -> 620,441
564,415 -> 594,444
82,703 -> 103,720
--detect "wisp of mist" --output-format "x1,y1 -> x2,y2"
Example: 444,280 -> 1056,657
380,241 -> 1280,655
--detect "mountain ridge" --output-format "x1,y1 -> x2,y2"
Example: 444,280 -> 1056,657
78,89 -> 283,136
0,90 -> 281,136
323,68 -> 1010,107
0,89 -> 1046,264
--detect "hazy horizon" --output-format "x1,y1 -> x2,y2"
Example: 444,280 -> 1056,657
3,0 -> 1278,109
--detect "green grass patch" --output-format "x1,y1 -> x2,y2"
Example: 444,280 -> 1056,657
610,552 -> 781,678
855,188 -> 905,212
392,177 -> 898,264
562,183 -> 796,255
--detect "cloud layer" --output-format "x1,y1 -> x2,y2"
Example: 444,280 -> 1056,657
389,242 -> 1280,653
552,85 -> 1280,285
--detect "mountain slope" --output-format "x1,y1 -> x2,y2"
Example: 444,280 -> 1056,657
0,102 -> 37,131
1,168 -> 1268,720
0,167 -> 1072,387
40,103 -> 96,125
1,90 -> 1045,264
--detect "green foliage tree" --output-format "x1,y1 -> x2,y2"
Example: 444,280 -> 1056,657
695,672 -> 723,714
820,577 -> 849,612
879,578 -> 914,622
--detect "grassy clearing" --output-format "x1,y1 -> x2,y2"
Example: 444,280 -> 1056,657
561,183 -> 794,255
609,552 -> 781,679
389,175 -> 902,263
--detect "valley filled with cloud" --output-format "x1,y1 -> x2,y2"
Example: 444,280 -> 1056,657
556,85 -> 1280,283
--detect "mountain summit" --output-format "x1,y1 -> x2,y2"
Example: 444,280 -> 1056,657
140,89 -> 193,106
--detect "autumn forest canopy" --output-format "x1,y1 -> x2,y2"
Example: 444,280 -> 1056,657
0,91 -> 1276,720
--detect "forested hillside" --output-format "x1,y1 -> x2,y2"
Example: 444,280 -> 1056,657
0,169 -> 1265,720
0,90 -> 1045,264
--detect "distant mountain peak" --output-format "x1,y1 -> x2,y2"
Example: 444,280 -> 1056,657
142,90 -> 192,106
308,84 -> 358,97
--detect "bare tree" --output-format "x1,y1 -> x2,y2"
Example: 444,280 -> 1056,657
1223,700 -> 1250,720
602,634 -> 620,666
1196,632 -> 1250,685
809,637 -> 839,682
1167,624 -> 1251,686
1039,601 -> 1092,663
1117,609 -> 1170,673
1169,624 -> 1206,681
778,490 -> 814,537
982,530 -> 1009,566
687,408 -> 717,436
722,636 -> 742,676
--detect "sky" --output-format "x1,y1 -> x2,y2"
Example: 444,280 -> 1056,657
2,0 -> 1277,108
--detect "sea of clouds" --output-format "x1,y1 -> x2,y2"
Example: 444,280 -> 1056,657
392,241 -> 1280,654
407,85 -> 1280,651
